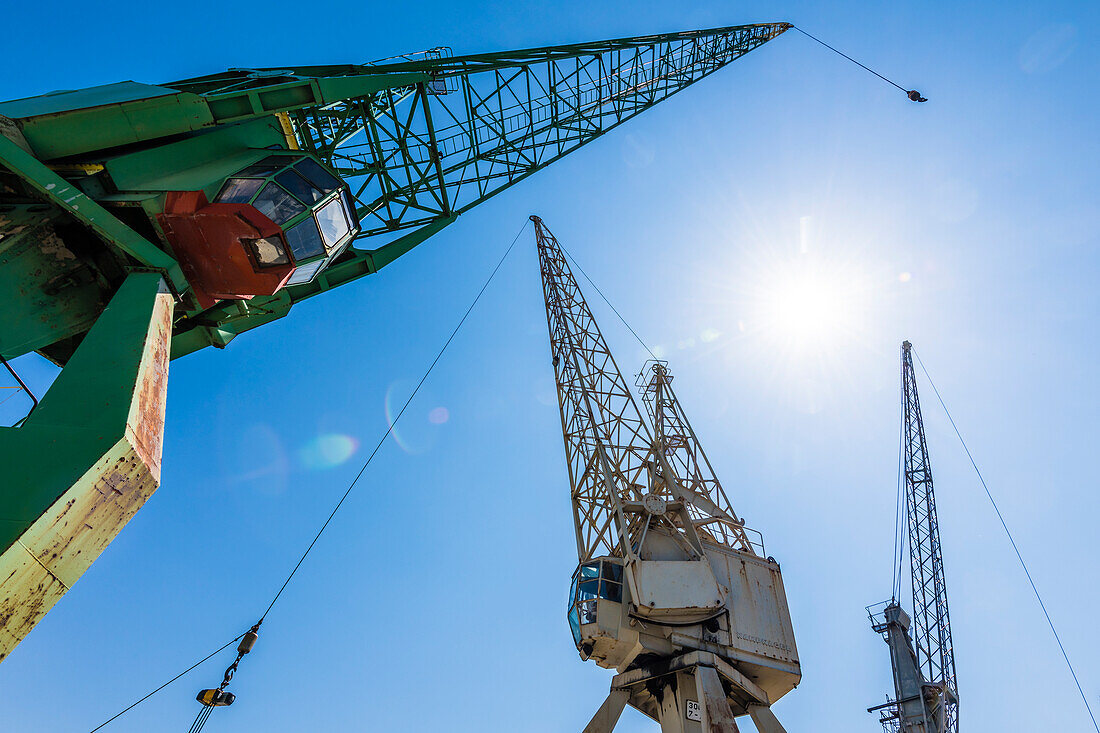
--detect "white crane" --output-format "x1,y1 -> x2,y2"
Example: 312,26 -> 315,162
534,216 -> 799,733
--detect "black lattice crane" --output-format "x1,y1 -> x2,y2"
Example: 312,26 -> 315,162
867,341 -> 959,733
534,216 -> 799,733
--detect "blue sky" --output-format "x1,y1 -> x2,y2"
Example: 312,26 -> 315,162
1,1 -> 1097,731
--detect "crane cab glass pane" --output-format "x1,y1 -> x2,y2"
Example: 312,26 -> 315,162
245,236 -> 289,267
215,178 -> 264,203
286,259 -> 324,285
254,182 -> 305,225
276,168 -> 325,204
285,217 -> 326,260
341,189 -> 357,224
316,198 -> 351,248
239,155 -> 294,177
599,561 -> 624,602
569,560 -> 623,606
295,158 -> 341,193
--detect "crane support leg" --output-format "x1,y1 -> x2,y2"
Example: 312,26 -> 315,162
696,665 -> 742,731
584,689 -> 630,733
651,666 -> 740,733
599,652 -> 790,733
746,705 -> 788,733
0,273 -> 172,662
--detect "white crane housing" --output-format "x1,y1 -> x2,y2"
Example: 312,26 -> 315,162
534,216 -> 799,733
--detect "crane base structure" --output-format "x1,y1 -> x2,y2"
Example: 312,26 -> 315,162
585,652 -> 789,733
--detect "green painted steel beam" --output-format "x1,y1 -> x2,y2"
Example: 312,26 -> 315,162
170,216 -> 454,358
0,136 -> 186,290
166,23 -> 791,91
166,22 -> 790,355
0,272 -> 172,661
1,22 -> 790,363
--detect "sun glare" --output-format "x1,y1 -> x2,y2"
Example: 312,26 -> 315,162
761,269 -> 854,347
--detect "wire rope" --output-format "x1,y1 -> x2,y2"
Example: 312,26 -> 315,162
792,26 -> 925,101
914,349 -> 1098,733
557,242 -> 657,360
88,220 -> 530,731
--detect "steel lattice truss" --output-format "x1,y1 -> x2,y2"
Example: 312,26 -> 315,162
535,218 -> 760,563
297,24 -> 787,236
171,23 -> 788,240
535,217 -> 654,561
901,342 -> 959,732
637,361 -> 755,553
165,24 -> 789,348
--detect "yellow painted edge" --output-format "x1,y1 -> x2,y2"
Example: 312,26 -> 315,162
47,162 -> 105,175
275,112 -> 300,150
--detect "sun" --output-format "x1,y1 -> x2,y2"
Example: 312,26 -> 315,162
760,267 -> 856,348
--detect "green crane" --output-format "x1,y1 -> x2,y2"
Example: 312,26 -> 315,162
0,22 -> 791,662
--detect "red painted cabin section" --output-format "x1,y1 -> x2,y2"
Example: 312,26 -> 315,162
158,191 -> 294,309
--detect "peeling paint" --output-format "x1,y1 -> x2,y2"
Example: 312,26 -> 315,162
36,227 -> 76,262
0,284 -> 172,662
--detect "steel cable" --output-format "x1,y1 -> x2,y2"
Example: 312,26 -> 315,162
258,218 -> 529,621
88,634 -> 245,732
914,349 -> 1098,733
792,26 -> 925,102
86,219 -> 530,731
558,242 -> 657,360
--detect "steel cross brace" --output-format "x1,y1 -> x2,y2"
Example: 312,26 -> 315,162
583,651 -> 788,733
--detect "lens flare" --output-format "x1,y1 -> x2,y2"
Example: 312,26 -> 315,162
228,423 -> 291,494
299,433 -> 359,470
384,380 -> 443,454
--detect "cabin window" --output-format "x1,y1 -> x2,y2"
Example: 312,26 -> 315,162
295,158 -> 341,193
253,183 -> 305,226
567,559 -> 624,645
285,218 -> 326,260
215,177 -> 264,203
244,235 -> 290,267
316,198 -> 351,248
276,168 -> 325,204
286,259 -> 325,286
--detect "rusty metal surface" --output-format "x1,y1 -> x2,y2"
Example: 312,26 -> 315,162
696,665 -> 740,732
0,438 -> 159,659
0,286 -> 171,662
705,545 -> 799,669
125,290 -> 172,480
21,439 -> 160,587
0,206 -> 107,361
